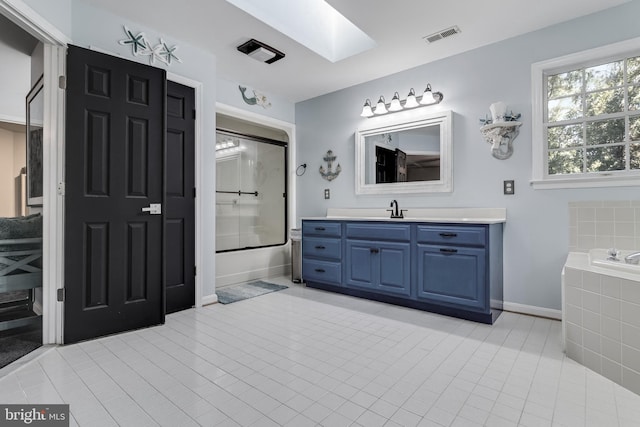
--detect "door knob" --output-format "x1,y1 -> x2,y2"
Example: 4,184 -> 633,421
141,203 -> 162,215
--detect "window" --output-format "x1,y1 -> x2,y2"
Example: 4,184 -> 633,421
531,37 -> 640,189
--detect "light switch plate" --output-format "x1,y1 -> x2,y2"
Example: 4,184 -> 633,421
504,180 -> 515,195
324,189 -> 330,199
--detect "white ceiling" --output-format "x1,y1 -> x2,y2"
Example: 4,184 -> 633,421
78,0 -> 629,103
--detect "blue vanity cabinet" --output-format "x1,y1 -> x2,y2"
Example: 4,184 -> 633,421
416,244 -> 487,310
345,239 -> 411,297
302,221 -> 342,286
302,219 -> 503,324
415,224 -> 502,323
344,222 -> 411,297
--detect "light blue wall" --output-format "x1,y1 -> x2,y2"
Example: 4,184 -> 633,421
68,1 -> 219,298
295,1 -> 640,311
23,0 -> 72,38
217,77 -> 295,123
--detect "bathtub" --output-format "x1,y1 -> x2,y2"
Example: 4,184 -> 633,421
562,251 -> 640,396
589,248 -> 640,274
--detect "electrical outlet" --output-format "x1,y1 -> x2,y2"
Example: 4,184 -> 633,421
324,189 -> 330,199
504,180 -> 515,195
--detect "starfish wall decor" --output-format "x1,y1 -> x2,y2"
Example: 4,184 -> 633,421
118,25 -> 182,66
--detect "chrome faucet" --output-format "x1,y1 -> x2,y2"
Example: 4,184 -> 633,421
387,199 -> 406,219
625,252 -> 640,265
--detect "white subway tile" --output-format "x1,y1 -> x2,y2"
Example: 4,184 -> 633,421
583,349 -> 602,374
621,302 -> 640,328
620,279 -> 640,305
564,268 -> 582,288
601,358 -> 622,384
622,323 -> 640,351
602,337 -> 622,363
582,272 -> 601,294
583,330 -> 601,354
601,276 -> 621,298
622,367 -> 640,395
602,297 -> 621,320
622,346 -> 640,378
602,316 -> 621,341
616,208 -> 635,222
583,292 -> 601,314
566,322 -> 583,345
583,310 -> 601,334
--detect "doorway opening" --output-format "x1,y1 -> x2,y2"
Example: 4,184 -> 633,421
0,12 -> 44,368
214,109 -> 295,288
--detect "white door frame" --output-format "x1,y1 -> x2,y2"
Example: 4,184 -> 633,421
168,72 -> 204,309
0,0 -> 69,344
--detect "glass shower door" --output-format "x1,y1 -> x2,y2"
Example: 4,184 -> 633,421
215,130 -> 287,252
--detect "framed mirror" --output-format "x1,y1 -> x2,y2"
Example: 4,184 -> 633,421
355,109 -> 452,194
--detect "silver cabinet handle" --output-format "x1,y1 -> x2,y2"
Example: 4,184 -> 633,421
141,203 -> 162,215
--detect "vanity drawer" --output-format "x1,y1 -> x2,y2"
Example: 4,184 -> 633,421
302,221 -> 342,238
345,223 -> 411,242
417,225 -> 486,247
303,237 -> 341,260
303,259 -> 342,285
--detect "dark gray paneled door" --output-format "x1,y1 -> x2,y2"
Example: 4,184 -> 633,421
64,45 -> 165,344
165,81 -> 195,314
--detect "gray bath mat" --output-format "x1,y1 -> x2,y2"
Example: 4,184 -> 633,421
217,281 -> 288,304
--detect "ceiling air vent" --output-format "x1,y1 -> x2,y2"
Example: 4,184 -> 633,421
423,26 -> 461,44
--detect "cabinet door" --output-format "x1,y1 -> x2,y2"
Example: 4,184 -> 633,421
377,243 -> 411,297
417,244 -> 487,311
345,240 -> 376,289
345,240 -> 411,297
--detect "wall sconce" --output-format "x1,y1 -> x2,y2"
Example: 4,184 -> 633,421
360,84 -> 444,118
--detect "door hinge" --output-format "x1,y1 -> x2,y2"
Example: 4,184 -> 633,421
57,288 -> 65,302
57,182 -> 65,196
193,187 -> 196,198
58,75 -> 66,90
193,109 -> 196,119
194,266 -> 197,276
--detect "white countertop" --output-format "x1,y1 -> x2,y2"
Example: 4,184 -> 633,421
303,207 -> 507,224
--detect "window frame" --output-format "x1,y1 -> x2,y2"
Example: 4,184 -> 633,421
531,36 -> 640,189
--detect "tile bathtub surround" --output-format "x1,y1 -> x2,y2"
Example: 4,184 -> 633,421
2,278 -> 640,426
568,200 -> 640,252
563,266 -> 640,396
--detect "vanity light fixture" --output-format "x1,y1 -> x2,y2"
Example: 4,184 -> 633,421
389,92 -> 403,112
360,99 -> 374,117
360,84 -> 444,118
374,96 -> 388,115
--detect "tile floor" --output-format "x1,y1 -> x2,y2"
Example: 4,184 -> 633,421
1,277 -> 640,426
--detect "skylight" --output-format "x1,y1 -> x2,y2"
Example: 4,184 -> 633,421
225,0 -> 376,63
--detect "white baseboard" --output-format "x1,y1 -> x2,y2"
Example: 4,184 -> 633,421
503,301 -> 562,320
201,294 -> 218,306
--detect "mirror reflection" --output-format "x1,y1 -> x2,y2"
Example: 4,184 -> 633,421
364,125 -> 440,184
355,110 -> 452,195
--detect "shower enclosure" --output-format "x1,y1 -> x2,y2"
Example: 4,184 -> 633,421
215,130 -> 287,252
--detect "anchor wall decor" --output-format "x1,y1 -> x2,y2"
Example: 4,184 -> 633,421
319,150 -> 341,181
